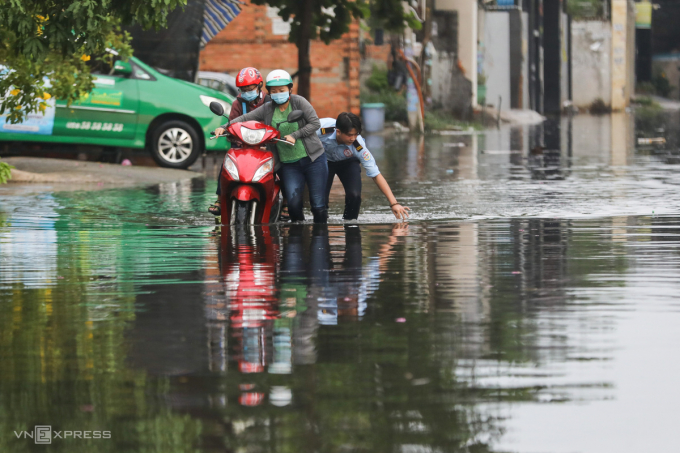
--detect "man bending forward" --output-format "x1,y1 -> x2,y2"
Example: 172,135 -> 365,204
318,112 -> 409,220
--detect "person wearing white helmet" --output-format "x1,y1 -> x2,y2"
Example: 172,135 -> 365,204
216,69 -> 328,223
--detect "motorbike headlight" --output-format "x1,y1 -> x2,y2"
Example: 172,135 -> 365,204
252,158 -> 273,183
240,126 -> 266,145
200,95 -> 231,116
224,156 -> 239,181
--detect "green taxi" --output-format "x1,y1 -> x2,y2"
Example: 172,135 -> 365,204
0,56 -> 234,168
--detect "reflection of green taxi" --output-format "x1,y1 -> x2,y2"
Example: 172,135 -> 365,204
0,56 -> 234,168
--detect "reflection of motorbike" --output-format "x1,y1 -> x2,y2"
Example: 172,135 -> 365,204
219,226 -> 279,375
212,223 -> 406,406
208,101 -> 303,225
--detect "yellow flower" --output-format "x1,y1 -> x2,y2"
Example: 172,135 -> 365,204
9,89 -> 20,96
42,92 -> 51,100
14,105 -> 22,110
81,55 -> 91,62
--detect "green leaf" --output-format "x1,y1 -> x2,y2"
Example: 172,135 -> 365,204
0,0 -> 182,122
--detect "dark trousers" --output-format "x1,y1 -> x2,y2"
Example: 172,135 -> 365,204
326,159 -> 362,220
277,154 -> 328,223
216,163 -> 223,196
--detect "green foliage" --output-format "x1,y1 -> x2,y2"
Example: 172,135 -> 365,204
251,0 -> 420,47
0,159 -> 13,183
424,110 -> 482,132
632,95 -> 657,107
567,0 -> 606,19
0,0 -> 187,123
369,0 -> 422,32
362,89 -> 407,122
365,65 -> 391,92
652,71 -> 674,98
636,81 -> 656,95
361,66 -> 407,121
635,101 -> 665,134
250,0 -> 369,46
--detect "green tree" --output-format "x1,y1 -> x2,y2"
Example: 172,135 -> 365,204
0,159 -> 13,184
0,0 -> 186,124
253,0 -> 420,101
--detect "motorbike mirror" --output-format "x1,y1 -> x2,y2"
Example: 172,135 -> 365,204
286,110 -> 304,123
209,101 -> 225,117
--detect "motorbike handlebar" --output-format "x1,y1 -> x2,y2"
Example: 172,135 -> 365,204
209,130 -> 293,145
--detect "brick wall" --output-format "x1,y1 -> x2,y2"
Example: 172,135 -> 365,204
199,0 -> 360,118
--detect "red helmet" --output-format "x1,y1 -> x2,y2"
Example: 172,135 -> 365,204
236,67 -> 263,87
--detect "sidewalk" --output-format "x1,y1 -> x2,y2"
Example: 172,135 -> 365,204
3,157 -> 202,187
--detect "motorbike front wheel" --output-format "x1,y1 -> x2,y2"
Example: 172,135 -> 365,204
231,200 -> 257,225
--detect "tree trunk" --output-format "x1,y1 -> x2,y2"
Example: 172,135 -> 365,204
296,0 -> 314,100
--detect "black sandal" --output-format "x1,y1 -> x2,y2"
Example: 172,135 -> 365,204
279,204 -> 290,222
208,201 -> 221,216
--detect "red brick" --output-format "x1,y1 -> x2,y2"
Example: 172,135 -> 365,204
200,0 -> 360,117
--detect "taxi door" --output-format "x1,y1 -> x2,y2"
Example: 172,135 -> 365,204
53,61 -> 139,140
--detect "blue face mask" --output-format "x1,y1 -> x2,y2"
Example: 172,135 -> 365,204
240,89 -> 259,102
271,91 -> 290,105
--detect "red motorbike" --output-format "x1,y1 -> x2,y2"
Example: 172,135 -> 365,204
209,101 -> 302,225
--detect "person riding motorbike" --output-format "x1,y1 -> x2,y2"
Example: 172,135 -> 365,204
214,69 -> 328,224
208,67 -> 270,216
318,112 -> 410,220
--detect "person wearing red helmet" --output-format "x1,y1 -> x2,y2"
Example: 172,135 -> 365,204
209,67 -> 271,215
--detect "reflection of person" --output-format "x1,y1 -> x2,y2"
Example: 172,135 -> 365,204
280,224 -> 331,365
318,113 -> 410,220
319,223 -> 408,324
216,70 -> 328,223
279,223 -> 408,331
209,67 -> 270,216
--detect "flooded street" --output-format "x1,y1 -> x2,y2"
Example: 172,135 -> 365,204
2,113 -> 680,452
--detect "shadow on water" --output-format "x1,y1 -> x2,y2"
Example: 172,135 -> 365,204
2,111 -> 680,451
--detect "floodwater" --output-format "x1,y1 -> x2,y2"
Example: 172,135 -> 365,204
1,112 -> 680,452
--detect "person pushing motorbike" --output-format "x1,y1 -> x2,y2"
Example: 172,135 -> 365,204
318,112 -> 410,220
209,67 -> 270,216
215,69 -> 328,224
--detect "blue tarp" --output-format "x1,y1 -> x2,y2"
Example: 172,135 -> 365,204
201,0 -> 243,48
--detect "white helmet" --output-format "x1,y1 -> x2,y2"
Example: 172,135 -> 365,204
266,69 -> 293,87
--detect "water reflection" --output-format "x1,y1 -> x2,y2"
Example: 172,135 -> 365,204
3,110 -> 680,451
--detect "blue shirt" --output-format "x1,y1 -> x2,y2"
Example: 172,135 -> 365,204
316,118 -> 381,178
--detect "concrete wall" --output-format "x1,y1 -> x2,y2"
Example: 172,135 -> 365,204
561,12 -> 570,107
611,0 -> 633,110
435,0 -> 478,106
571,21 -> 611,109
431,52 -> 473,116
483,12 -> 511,111
522,12 -> 529,110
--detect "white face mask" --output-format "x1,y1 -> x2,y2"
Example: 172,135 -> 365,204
271,91 -> 290,105
240,89 -> 259,102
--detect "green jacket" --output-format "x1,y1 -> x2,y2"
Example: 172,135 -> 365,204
227,94 -> 325,170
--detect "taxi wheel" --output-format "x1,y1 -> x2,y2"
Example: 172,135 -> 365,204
150,120 -> 200,169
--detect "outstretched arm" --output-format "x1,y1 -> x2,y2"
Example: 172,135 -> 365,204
372,174 -> 410,220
